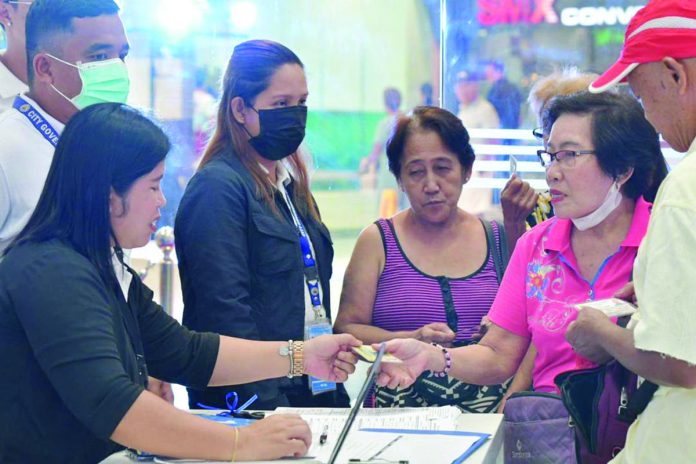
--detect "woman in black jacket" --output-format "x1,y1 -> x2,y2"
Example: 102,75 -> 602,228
175,39 -> 350,410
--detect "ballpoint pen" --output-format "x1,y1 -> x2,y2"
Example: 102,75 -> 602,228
368,435 -> 403,461
348,460 -> 409,463
319,425 -> 329,445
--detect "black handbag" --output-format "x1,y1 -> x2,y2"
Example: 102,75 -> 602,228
554,316 -> 658,464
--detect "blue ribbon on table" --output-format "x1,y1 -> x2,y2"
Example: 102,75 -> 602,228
197,392 -> 265,419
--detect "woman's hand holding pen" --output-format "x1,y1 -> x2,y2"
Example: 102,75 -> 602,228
372,339 -> 440,389
237,414 -> 312,460
304,334 -> 361,382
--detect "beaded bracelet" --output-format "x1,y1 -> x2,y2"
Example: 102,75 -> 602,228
431,343 -> 452,377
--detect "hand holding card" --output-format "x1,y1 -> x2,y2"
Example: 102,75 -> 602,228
509,155 -> 518,178
575,298 -> 637,318
352,345 -> 402,363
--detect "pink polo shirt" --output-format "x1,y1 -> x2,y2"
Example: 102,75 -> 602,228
488,197 -> 651,393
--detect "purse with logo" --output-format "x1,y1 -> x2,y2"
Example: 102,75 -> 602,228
503,391 -> 577,463
504,317 -> 658,464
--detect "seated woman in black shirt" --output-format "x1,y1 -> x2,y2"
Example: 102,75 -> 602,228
0,103 -> 359,463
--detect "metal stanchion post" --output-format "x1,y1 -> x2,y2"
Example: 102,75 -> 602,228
155,226 -> 175,316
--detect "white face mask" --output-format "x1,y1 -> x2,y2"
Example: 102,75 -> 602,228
571,181 -> 623,231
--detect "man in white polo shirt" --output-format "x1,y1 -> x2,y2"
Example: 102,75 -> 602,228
0,0 -> 175,404
0,0 -> 30,106
0,0 -> 129,254
565,1 -> 696,462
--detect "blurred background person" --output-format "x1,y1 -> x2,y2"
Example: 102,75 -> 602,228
336,106 -> 509,412
454,69 -> 499,130
192,67 -> 218,162
528,69 -> 599,129
360,87 -> 405,217
420,81 -> 433,106
453,69 -> 498,218
485,60 -> 522,130
176,39 -> 350,411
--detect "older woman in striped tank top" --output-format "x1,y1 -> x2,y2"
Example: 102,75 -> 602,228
334,106 -> 509,412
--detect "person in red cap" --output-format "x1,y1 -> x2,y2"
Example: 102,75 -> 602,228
567,1 -> 696,462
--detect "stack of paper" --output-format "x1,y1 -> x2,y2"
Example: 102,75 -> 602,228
270,406 -> 462,433
268,406 -> 484,464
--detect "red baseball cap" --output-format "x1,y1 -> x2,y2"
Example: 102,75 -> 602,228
590,0 -> 696,93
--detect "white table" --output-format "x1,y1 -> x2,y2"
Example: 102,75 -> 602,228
457,413 -> 504,464
101,412 -> 503,464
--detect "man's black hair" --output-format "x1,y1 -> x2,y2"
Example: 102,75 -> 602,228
25,0 -> 120,84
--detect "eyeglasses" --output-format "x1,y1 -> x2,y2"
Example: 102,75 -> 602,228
537,149 -> 596,168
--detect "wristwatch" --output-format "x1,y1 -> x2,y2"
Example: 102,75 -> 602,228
279,340 -> 304,378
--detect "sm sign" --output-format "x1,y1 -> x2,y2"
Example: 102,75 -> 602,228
477,0 -> 559,26
477,1 -> 643,27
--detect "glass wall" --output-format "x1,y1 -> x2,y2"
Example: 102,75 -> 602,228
112,0 -> 652,233
118,0 -> 439,234
442,0 -> 647,123
439,0 -> 654,212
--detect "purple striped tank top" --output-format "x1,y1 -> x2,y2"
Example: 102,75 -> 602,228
371,218 -> 501,343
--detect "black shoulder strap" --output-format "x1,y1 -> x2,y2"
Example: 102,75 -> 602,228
482,220 -> 509,284
498,220 -> 510,269
621,380 -> 659,422
617,314 -> 658,421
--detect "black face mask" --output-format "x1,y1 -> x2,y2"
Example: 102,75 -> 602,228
247,105 -> 307,161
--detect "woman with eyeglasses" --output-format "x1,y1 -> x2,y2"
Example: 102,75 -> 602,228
372,91 -> 667,419
175,40 -> 351,411
495,70 -> 605,413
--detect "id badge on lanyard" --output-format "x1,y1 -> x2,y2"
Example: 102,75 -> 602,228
306,318 -> 336,395
300,231 -> 336,395
282,188 -> 336,395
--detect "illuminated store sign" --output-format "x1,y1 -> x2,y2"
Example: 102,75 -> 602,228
477,0 -> 559,26
560,6 -> 642,27
477,1 -> 643,27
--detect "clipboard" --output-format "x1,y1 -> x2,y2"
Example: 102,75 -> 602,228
359,429 -> 490,463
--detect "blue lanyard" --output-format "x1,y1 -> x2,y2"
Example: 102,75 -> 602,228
13,96 -> 60,147
280,187 -> 325,319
